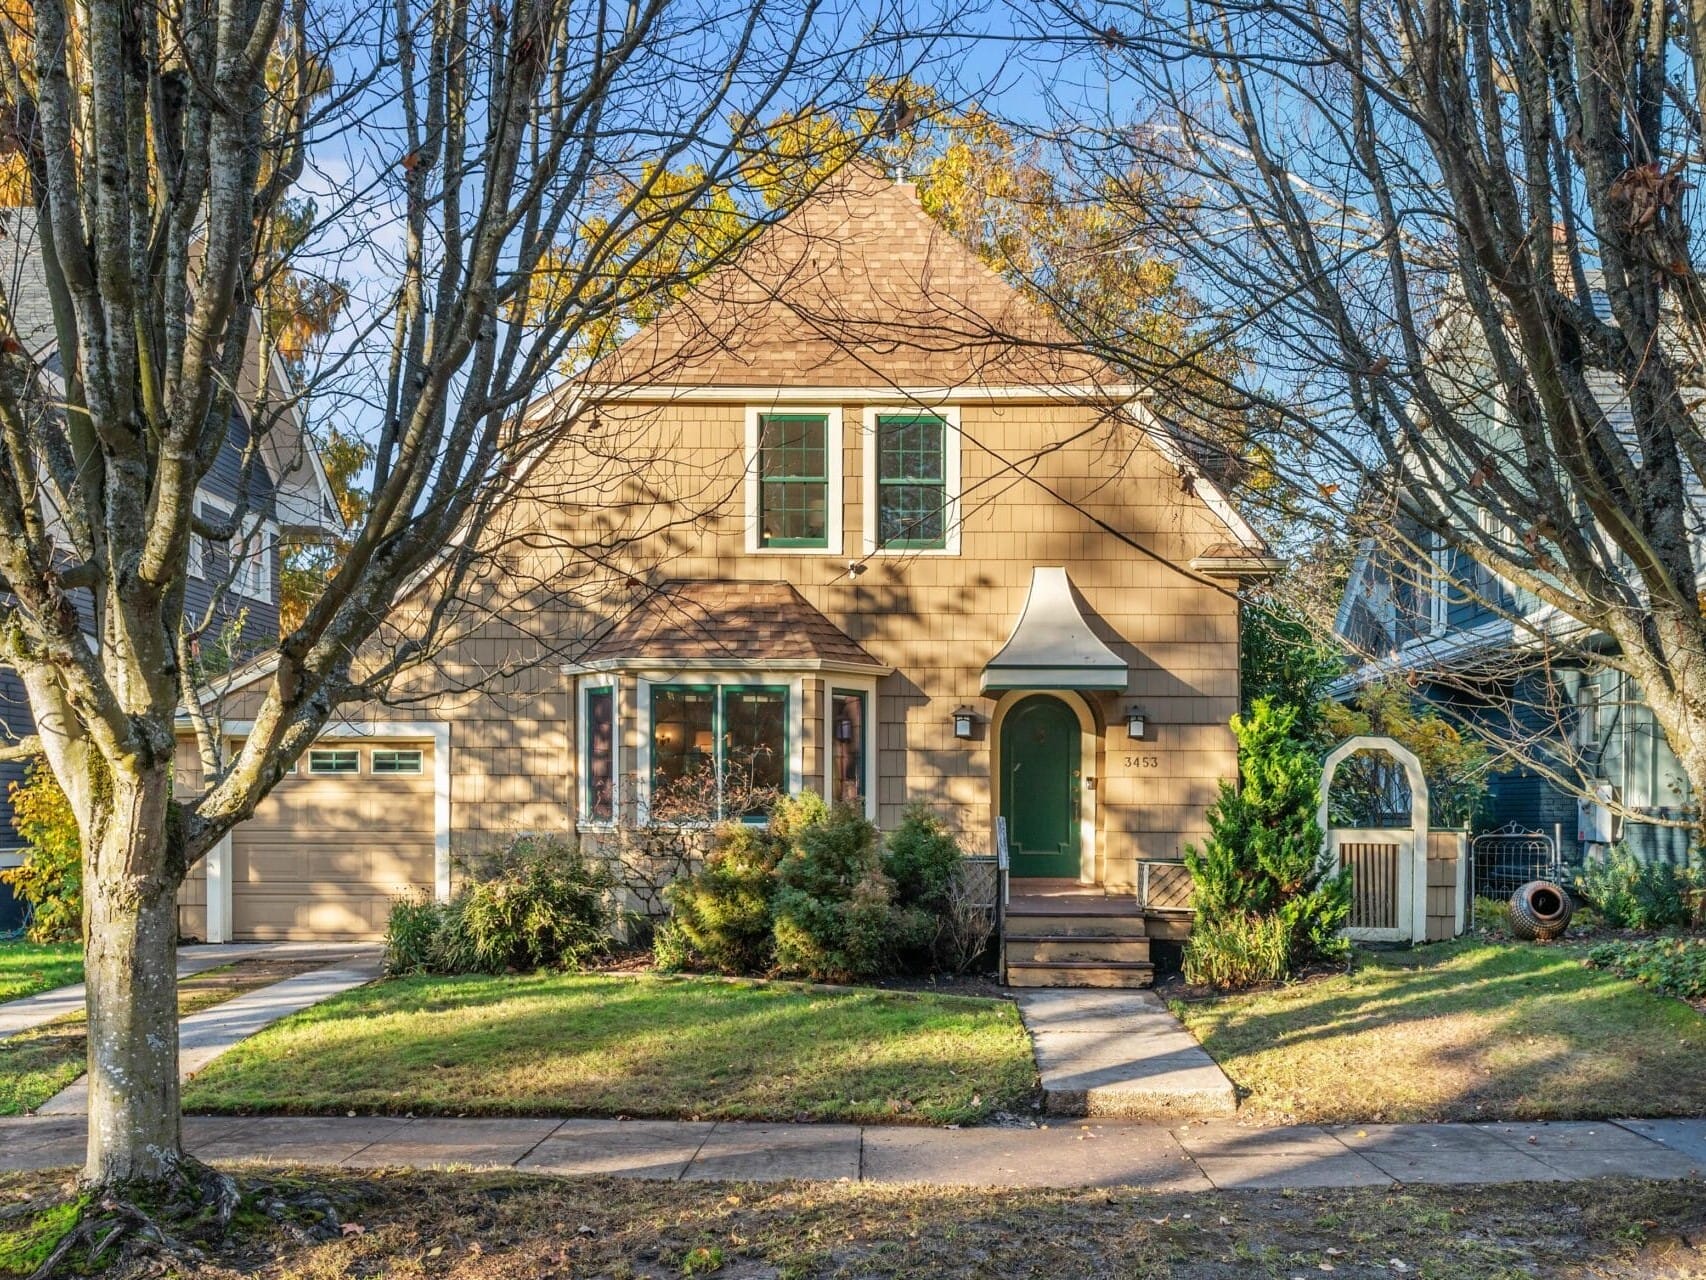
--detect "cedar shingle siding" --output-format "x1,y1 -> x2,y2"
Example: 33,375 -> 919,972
195,165 -> 1259,935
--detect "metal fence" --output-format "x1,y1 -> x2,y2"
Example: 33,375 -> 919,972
1470,823 -> 1564,912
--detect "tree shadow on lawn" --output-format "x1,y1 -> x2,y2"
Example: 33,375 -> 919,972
183,974 -> 1038,1125
1180,941 -> 1706,1122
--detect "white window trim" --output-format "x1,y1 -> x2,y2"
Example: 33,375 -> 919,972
861,405 -> 962,556
307,747 -> 362,776
636,673 -> 806,826
825,676 -> 879,822
577,677 -> 620,829
743,406 -> 844,556
193,490 -> 275,601
1427,532 -> 1448,638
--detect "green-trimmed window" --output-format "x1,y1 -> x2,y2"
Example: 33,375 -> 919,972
875,413 -> 947,549
758,413 -> 829,547
830,689 -> 866,809
650,683 -> 789,821
583,686 -> 615,823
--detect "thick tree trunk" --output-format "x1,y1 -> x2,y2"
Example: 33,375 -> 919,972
80,767 -> 184,1186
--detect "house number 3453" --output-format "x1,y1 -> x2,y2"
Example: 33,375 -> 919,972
1123,754 -> 1160,769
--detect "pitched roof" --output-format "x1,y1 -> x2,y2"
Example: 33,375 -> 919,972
585,165 -> 1121,389
579,580 -> 884,668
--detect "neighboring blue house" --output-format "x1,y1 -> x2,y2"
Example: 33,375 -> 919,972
1332,523 -> 1694,869
0,211 -> 343,924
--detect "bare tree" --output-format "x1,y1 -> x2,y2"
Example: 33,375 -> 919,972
0,0 -> 933,1193
1031,0 -> 1706,833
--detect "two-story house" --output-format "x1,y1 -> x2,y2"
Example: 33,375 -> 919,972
1333,499 -> 1694,869
189,167 -> 1275,984
0,209 -> 343,924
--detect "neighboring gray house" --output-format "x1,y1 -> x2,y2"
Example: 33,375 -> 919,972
0,211 -> 342,920
1333,500 -> 1694,871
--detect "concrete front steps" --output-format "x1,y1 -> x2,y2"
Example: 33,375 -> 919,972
1004,890 -> 1154,989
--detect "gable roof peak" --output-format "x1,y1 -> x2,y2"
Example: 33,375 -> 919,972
585,159 -> 1117,390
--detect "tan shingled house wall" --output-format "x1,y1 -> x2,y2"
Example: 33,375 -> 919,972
196,391 -> 1239,902
183,171 -> 1250,932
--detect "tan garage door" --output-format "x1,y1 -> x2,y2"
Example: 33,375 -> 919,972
231,739 -> 436,940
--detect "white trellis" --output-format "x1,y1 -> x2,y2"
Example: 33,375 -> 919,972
1318,735 -> 1431,943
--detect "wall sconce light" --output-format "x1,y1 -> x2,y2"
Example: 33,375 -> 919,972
1125,706 -> 1147,740
952,706 -> 978,740
835,717 -> 854,742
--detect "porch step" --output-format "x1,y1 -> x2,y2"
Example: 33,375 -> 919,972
1007,935 -> 1151,965
1005,960 -> 1156,989
1005,914 -> 1147,939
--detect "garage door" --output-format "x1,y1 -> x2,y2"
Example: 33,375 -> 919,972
231,739 -> 437,940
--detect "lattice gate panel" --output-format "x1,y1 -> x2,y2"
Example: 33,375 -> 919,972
1342,841 -> 1401,931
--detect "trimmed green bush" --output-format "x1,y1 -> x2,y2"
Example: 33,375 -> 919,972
1182,699 -> 1351,988
1574,847 -> 1705,931
654,795 -> 825,974
882,804 -> 961,913
771,803 -> 929,981
383,835 -> 615,975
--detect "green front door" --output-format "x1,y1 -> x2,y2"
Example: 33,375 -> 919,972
1000,695 -> 1082,878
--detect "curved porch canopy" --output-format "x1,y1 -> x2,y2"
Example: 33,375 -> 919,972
981,567 -> 1129,692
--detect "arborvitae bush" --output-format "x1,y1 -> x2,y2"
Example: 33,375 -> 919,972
1183,698 -> 1351,987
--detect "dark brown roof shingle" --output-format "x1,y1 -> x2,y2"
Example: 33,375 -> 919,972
580,580 -> 882,668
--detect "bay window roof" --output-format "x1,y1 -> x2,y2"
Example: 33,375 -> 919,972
575,580 -> 887,674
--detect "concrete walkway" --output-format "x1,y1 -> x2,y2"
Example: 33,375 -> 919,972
0,942 -> 301,1041
1015,989 -> 1237,1118
0,1114 -> 1699,1188
35,946 -> 383,1116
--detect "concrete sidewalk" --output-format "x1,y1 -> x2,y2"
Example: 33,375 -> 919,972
1015,989 -> 1237,1118
0,1114 -> 1699,1189
35,948 -> 384,1116
0,942 -> 304,1042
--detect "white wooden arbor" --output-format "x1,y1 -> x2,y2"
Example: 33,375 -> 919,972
1318,735 -> 1431,943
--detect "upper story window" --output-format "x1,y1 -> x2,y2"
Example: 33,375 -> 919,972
746,407 -> 842,555
190,490 -> 274,601
758,414 -> 829,548
865,408 -> 960,554
231,515 -> 274,601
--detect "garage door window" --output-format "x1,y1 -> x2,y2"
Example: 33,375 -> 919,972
371,749 -> 424,775
308,749 -> 361,775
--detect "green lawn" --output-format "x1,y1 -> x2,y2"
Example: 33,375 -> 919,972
0,942 -> 80,1005
183,973 -> 1038,1125
0,955 -> 332,1115
1172,938 -> 1706,1124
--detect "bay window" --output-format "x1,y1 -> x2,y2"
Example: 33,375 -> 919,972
649,683 -> 789,820
583,685 -> 616,823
